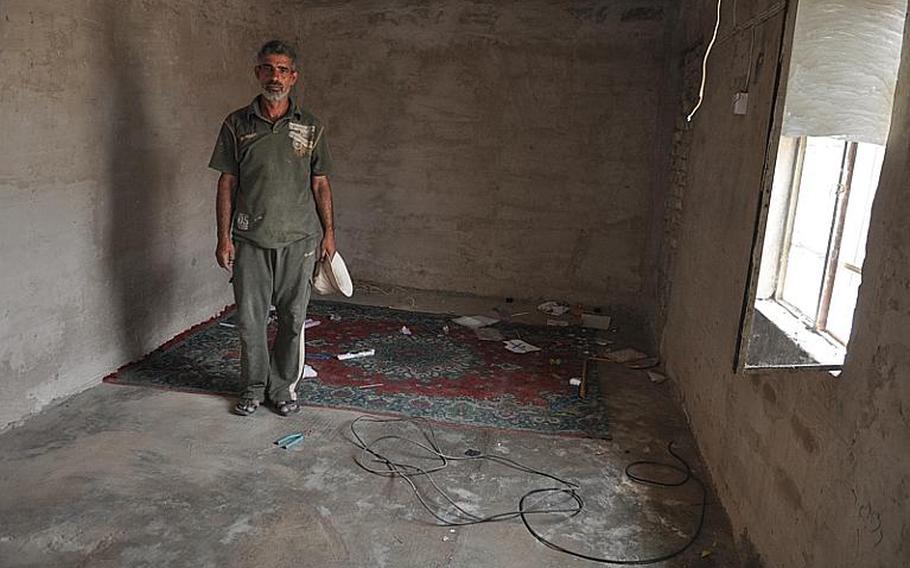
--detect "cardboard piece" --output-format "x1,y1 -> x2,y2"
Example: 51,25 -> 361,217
503,339 -> 541,354
581,313 -> 612,330
602,348 -> 648,363
452,315 -> 500,329
537,301 -> 570,316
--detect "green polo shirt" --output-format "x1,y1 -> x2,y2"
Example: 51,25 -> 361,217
209,97 -> 333,249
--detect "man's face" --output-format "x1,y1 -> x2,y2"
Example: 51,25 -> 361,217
255,54 -> 298,102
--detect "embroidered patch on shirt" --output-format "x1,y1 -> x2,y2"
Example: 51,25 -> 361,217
288,122 -> 317,157
239,132 -> 259,143
236,212 -> 251,231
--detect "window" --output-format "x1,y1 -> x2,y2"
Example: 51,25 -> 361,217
750,136 -> 884,365
736,0 -> 906,371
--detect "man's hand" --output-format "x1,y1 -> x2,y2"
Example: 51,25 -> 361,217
216,239 -> 235,271
320,229 -> 336,261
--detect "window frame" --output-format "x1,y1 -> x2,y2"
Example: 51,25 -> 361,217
734,0 -> 845,373
773,137 -> 858,346
736,0 -> 899,373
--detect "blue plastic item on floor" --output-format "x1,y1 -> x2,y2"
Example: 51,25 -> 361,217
274,432 -> 305,449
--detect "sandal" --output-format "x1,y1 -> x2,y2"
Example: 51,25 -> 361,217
233,397 -> 260,416
274,400 -> 300,416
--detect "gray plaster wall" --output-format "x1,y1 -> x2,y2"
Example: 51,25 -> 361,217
0,0 -> 677,427
0,0 -> 300,428
661,1 -> 910,566
289,0 -> 673,315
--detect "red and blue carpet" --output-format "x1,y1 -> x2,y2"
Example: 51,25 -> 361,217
106,301 -> 608,437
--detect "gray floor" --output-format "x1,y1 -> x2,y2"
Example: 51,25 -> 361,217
0,294 -> 742,567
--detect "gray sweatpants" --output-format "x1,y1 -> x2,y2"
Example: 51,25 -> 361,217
233,236 -> 318,403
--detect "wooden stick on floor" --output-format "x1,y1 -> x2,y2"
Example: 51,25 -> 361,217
579,358 -> 590,399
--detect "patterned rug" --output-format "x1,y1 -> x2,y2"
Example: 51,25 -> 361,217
106,301 -> 608,437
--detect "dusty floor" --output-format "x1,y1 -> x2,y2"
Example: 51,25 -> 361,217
0,290 -> 742,567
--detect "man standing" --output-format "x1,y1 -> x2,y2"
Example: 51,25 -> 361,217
209,40 -> 335,416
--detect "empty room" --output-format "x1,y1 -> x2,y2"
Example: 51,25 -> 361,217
1,1 -> 908,567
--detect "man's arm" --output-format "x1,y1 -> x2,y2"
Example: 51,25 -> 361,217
215,173 -> 237,271
312,175 -> 336,260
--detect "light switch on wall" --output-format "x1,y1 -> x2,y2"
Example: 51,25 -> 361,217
733,92 -> 749,115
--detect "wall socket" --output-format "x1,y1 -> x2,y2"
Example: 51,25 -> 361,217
733,92 -> 749,115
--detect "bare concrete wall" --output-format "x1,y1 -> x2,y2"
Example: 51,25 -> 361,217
0,0 -> 300,428
662,1 -> 910,565
1,1 -> 674,426
290,0 -> 673,316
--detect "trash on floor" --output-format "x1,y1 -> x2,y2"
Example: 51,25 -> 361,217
218,322 -> 237,329
547,319 -> 569,327
452,315 -> 500,329
600,347 -> 649,363
474,327 -> 504,341
304,318 -> 321,329
338,348 -> 376,361
581,313 -> 612,330
537,301 -> 570,317
568,377 -> 582,386
492,306 -> 512,322
627,356 -> 659,369
274,432 -> 305,450
647,370 -> 668,384
359,383 -> 383,389
303,364 -> 318,378
549,357 -> 562,366
503,339 -> 541,354
329,314 -> 342,321
442,325 -> 450,335
400,326 -> 412,335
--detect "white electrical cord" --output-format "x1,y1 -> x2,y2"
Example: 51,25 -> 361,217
686,0 -> 723,122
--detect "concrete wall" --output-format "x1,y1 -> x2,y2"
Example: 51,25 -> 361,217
0,0 -> 300,428
290,0 -> 674,316
662,1 -> 910,566
0,0 -> 675,425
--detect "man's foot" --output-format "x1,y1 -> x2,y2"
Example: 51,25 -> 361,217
273,400 -> 301,416
233,397 -> 260,416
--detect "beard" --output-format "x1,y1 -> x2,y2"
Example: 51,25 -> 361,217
261,83 -> 290,102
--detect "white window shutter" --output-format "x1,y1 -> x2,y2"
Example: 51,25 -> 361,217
781,0 -> 907,145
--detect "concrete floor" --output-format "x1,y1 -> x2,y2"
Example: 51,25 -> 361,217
0,291 -> 742,567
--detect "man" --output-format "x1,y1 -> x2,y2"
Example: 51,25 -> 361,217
208,40 -> 336,416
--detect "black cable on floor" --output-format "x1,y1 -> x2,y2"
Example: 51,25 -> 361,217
348,416 -> 707,564
519,442 -> 707,564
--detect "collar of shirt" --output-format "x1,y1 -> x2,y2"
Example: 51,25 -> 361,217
246,95 -> 303,124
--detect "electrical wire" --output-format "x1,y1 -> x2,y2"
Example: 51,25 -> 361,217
520,443 -> 708,565
686,0 -> 723,122
357,282 -> 418,308
349,416 -> 582,526
743,25 -> 756,91
717,1 -> 785,47
348,416 -> 708,564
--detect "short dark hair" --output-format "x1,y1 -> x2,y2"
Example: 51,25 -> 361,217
257,40 -> 297,67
